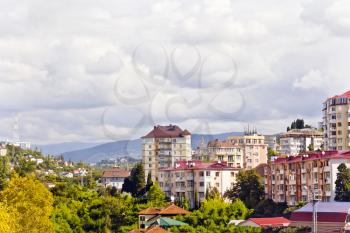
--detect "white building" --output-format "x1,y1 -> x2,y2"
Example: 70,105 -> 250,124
207,139 -> 243,168
141,125 -> 191,181
279,129 -> 323,156
158,160 -> 239,208
101,167 -> 129,190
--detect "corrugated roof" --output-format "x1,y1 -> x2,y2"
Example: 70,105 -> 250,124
248,217 -> 290,226
294,202 -> 350,213
146,217 -> 187,227
272,151 -> 350,164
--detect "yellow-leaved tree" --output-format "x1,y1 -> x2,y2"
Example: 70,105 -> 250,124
0,174 -> 54,233
0,203 -> 17,233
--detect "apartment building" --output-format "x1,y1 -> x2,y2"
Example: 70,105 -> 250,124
265,135 -> 280,152
322,90 -> 350,151
264,151 -> 350,206
279,129 -> 324,155
141,125 -> 191,181
158,160 -> 239,208
207,139 -> 243,168
228,133 -> 268,169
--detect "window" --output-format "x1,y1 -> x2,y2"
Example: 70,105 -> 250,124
140,216 -> 145,221
200,182 -> 204,187
231,172 -> 235,177
215,172 -> 220,177
206,171 -> 210,176
338,122 -> 342,127
215,183 -> 220,187
199,171 -> 204,177
149,164 -> 152,168
148,157 -> 152,161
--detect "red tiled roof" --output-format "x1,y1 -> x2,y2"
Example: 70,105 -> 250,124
139,207 -> 162,215
248,217 -> 290,226
128,226 -> 168,233
102,167 -> 129,178
139,204 -> 190,216
142,125 -> 191,138
159,160 -> 238,172
329,90 -> 350,100
272,151 -> 350,164
159,204 -> 191,215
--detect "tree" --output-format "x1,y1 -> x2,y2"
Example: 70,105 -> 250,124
0,174 -> 54,233
307,143 -> 314,152
122,163 -> 146,196
0,156 -> 10,190
147,182 -> 167,207
335,163 -> 350,201
225,170 -> 265,209
0,203 -> 17,233
205,186 -> 221,200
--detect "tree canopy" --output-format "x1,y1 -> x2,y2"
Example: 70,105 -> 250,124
335,163 -> 350,201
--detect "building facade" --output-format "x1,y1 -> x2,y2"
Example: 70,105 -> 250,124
101,167 -> 129,190
228,133 -> 268,170
158,160 -> 239,208
323,90 -> 350,151
279,129 -> 324,155
207,139 -> 243,168
264,151 -> 350,206
141,125 -> 191,181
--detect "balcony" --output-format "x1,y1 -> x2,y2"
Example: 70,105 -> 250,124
301,168 -> 306,173
302,190 -> 307,195
324,178 -> 331,184
313,167 -> 318,173
272,180 -> 275,185
289,180 -> 296,185
301,179 -> 307,184
324,191 -> 331,196
290,190 -> 296,195
323,166 -> 330,172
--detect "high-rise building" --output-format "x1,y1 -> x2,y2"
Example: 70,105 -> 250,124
141,125 -> 191,181
264,151 -> 350,205
323,90 -> 350,151
228,132 -> 268,170
279,129 -> 324,155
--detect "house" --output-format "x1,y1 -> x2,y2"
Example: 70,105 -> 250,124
73,168 -> 87,177
59,172 -> 73,178
238,217 -> 290,228
138,204 -> 190,230
101,167 -> 129,190
290,202 -> 350,233
0,146 -> 7,156
129,225 -> 168,233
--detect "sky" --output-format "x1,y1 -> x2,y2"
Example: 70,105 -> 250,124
1,0 -> 350,144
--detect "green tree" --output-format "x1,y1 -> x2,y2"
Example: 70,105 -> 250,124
0,203 -> 17,233
0,174 -> 54,233
335,163 -> 350,201
147,182 -> 167,207
122,163 -> 145,196
225,170 -> 265,209
0,156 -> 10,190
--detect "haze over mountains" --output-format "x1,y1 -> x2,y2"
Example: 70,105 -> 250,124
37,132 -> 243,163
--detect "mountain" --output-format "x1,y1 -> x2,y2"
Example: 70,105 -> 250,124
35,142 -> 101,155
47,131 -> 243,163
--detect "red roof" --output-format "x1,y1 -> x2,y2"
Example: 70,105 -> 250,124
330,90 -> 350,100
102,167 -> 129,178
159,160 -> 238,172
248,217 -> 291,226
139,204 -> 190,216
142,125 -> 191,138
272,151 -> 350,164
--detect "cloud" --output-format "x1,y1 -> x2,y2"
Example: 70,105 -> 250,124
0,0 -> 349,144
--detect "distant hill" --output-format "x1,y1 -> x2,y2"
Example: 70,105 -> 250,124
41,132 -> 243,163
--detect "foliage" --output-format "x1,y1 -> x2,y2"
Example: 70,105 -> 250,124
122,163 -> 146,196
146,182 -> 167,207
0,156 -> 10,190
170,224 -> 262,233
174,196 -> 250,232
0,174 -> 54,233
267,148 -> 279,161
205,186 -> 221,200
335,163 -> 350,201
253,199 -> 288,217
225,170 -> 265,209
0,203 -> 17,233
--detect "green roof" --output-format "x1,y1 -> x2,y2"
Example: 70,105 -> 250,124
146,217 -> 188,227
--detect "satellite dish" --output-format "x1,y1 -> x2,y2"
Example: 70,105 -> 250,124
170,196 -> 175,203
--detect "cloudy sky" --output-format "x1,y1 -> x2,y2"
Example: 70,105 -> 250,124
1,0 -> 350,144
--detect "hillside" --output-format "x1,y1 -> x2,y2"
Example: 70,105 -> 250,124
57,132 -> 243,163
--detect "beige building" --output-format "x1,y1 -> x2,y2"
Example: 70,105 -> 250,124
228,133 -> 268,169
323,90 -> 350,151
207,139 -> 243,168
158,160 -> 239,208
279,129 -> 324,156
141,125 -> 191,181
264,151 -> 350,206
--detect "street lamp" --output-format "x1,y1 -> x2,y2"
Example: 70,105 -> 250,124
303,186 -> 319,233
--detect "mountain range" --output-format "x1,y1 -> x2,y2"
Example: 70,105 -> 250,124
36,132 -> 243,163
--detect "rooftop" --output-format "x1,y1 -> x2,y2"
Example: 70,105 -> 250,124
281,128 -> 323,138
139,204 -> 190,216
329,90 -> 350,100
207,139 -> 239,148
142,125 -> 191,139
102,167 -> 129,178
247,217 -> 290,226
159,160 -> 238,172
271,151 -> 350,164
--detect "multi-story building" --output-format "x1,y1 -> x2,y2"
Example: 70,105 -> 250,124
207,139 -> 243,168
264,135 -> 280,152
158,160 -> 239,208
141,125 -> 191,181
264,151 -> 350,206
323,90 -> 350,151
228,133 -> 268,169
192,137 -> 209,161
279,129 -> 324,156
